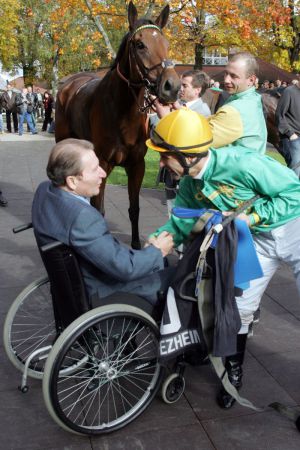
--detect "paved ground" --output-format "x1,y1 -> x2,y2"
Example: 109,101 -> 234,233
0,132 -> 300,450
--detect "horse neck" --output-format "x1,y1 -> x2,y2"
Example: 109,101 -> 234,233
109,54 -> 145,113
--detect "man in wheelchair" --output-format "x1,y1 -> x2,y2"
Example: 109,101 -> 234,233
32,138 -> 174,309
147,108 -> 300,410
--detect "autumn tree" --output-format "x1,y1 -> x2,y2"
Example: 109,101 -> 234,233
0,0 -> 19,70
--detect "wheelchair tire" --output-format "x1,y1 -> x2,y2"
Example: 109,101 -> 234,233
3,276 -> 56,379
43,303 -> 164,435
161,373 -> 185,404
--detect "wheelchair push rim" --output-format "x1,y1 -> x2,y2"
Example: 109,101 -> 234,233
43,304 -> 164,435
3,276 -> 56,379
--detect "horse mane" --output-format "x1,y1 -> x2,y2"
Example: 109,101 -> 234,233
110,18 -> 155,71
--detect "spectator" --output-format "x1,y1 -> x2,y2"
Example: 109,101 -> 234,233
0,105 -> 4,133
262,80 -> 270,89
211,81 -> 222,91
15,87 -> 37,136
27,86 -> 37,129
275,80 -> 300,177
1,83 -> 18,133
42,91 -> 54,132
274,79 -> 282,88
35,88 -> 44,119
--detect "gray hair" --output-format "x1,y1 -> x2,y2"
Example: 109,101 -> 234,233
47,138 -> 94,187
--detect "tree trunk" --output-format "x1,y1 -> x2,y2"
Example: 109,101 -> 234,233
194,43 -> 204,69
51,51 -> 59,97
23,63 -> 35,86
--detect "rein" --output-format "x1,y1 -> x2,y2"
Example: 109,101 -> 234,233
116,23 -> 175,113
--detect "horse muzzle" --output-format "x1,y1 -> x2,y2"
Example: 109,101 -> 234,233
157,63 -> 181,104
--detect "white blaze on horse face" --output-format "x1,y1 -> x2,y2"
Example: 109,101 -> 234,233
152,31 -> 158,37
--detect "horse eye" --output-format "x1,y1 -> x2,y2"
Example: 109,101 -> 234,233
135,41 -> 146,50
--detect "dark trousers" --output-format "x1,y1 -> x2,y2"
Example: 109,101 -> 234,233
42,111 -> 53,131
6,111 -> 18,133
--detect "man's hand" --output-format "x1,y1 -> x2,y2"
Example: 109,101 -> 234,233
222,211 -> 251,226
152,99 -> 172,119
148,231 -> 174,257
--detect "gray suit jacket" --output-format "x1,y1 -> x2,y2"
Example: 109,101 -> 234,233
32,181 -> 165,301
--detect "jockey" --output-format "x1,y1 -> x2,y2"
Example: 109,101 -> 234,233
147,108 -> 300,410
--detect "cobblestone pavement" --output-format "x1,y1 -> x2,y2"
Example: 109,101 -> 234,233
0,136 -> 299,449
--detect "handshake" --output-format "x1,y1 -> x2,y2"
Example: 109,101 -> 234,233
146,231 -> 174,257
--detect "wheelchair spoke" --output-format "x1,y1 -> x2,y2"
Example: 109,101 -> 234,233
47,312 -> 162,433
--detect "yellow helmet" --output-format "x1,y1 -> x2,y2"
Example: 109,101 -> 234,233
146,108 -> 213,154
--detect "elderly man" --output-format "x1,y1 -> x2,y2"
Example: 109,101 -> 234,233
32,138 -> 174,305
147,108 -> 300,410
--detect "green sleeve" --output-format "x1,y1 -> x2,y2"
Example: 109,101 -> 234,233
244,156 -> 300,226
153,177 -> 199,246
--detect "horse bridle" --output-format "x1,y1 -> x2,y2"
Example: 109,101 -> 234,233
116,24 -> 175,112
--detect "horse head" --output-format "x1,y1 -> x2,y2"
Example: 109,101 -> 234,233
115,2 -> 181,106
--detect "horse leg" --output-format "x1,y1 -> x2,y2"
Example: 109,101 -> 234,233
91,161 -> 113,215
126,159 -> 145,250
55,97 -> 73,142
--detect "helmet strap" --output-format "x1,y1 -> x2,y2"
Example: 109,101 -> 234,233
176,153 -> 203,176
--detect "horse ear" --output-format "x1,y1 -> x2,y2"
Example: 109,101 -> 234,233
128,1 -> 138,31
155,5 -> 170,29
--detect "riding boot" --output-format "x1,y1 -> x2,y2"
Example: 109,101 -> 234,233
217,333 -> 248,409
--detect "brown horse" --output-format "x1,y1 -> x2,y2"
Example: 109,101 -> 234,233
55,2 -> 181,249
260,91 -> 280,150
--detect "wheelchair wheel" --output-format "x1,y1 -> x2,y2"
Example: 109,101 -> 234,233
3,276 -> 56,379
43,304 -> 164,435
161,373 -> 185,404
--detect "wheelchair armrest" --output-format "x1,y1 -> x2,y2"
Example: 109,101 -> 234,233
13,223 -> 33,233
40,241 -> 65,253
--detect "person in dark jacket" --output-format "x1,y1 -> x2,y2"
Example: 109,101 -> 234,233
42,91 -> 54,132
1,83 -> 18,133
15,87 -> 37,135
275,82 -> 300,177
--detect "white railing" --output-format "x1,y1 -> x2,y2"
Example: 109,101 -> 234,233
203,56 -> 228,65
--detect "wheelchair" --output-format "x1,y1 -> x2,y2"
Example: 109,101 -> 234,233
3,223 -> 169,435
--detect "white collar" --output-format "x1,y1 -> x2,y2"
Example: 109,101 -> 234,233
193,150 -> 211,179
186,98 -> 201,108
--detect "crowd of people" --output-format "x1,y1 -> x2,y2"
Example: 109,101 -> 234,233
0,84 -> 55,136
0,84 -> 55,207
2,53 -> 300,417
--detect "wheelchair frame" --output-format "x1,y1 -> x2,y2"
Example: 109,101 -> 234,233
3,223 -> 166,435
